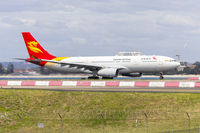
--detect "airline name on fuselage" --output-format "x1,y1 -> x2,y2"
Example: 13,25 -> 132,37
113,57 -> 158,63
113,58 -> 131,63
141,57 -> 157,62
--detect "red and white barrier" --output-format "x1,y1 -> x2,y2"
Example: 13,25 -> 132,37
119,81 -> 135,87
135,81 -> 149,87
91,81 -> 106,87
49,81 -> 62,86
179,82 -> 195,88
188,77 -> 200,80
0,81 -> 8,86
165,82 -> 179,87
77,81 -> 91,86
149,82 -> 165,87
62,81 -> 77,86
21,81 -> 35,86
35,81 -> 49,86
0,81 -> 200,88
105,81 -> 120,87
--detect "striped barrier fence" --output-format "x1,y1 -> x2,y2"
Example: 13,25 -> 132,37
0,81 -> 200,88
188,77 -> 200,80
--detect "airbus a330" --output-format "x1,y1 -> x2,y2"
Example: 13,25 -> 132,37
17,32 -> 180,79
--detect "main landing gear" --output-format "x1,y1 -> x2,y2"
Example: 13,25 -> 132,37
88,76 -> 99,79
159,72 -> 164,80
87,76 -> 114,79
102,77 -> 113,79
88,71 -> 100,79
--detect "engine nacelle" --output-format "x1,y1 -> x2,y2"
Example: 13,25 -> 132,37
97,68 -> 118,77
122,73 -> 142,77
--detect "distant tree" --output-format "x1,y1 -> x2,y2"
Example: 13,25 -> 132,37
193,62 -> 200,66
40,66 -> 52,75
40,66 -> 45,75
7,63 -> 14,74
0,63 -> 4,74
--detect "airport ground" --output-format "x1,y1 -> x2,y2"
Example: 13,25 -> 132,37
1,75 -> 200,132
1,88 -> 200,132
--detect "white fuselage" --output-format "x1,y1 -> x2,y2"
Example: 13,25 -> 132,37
45,55 -> 180,75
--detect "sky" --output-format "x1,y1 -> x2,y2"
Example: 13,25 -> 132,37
0,0 -> 200,62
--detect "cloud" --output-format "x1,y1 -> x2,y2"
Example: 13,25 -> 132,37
72,37 -> 86,44
0,19 -> 13,28
19,18 -> 36,26
0,0 -> 200,62
161,14 -> 199,27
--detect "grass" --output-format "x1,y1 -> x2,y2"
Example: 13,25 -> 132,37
1,89 -> 200,132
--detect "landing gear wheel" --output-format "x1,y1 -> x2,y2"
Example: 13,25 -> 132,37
102,77 -> 113,79
88,76 -> 99,79
159,72 -> 164,80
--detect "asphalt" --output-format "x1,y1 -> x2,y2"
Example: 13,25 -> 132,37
2,86 -> 200,93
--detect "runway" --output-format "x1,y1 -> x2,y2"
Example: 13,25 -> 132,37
2,86 -> 200,93
0,76 -> 189,80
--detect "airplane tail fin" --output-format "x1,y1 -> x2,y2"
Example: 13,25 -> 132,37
22,32 -> 56,60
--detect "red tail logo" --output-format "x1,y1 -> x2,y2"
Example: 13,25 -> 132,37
22,32 -> 56,60
27,41 -> 43,54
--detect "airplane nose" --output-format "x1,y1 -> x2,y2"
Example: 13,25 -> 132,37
174,62 -> 181,69
175,62 -> 180,67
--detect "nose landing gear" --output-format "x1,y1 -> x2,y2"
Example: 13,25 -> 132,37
159,72 -> 164,80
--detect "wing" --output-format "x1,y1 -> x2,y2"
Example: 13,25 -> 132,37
41,59 -> 102,71
41,59 -> 126,71
15,58 -> 126,71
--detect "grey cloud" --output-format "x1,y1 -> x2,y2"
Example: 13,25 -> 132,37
0,0 -> 200,62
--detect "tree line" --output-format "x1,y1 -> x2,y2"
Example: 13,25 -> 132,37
165,62 -> 200,75
0,63 -> 14,74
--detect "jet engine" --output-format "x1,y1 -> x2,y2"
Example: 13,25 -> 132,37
97,68 -> 119,77
122,73 -> 142,77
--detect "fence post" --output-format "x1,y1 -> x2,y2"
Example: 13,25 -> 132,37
186,112 -> 190,133
199,126 -> 200,133
100,113 -> 104,133
136,119 -> 138,127
58,113 -> 63,133
144,113 -> 148,133
17,114 -> 23,133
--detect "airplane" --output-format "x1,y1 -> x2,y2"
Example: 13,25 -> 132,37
17,32 -> 180,79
